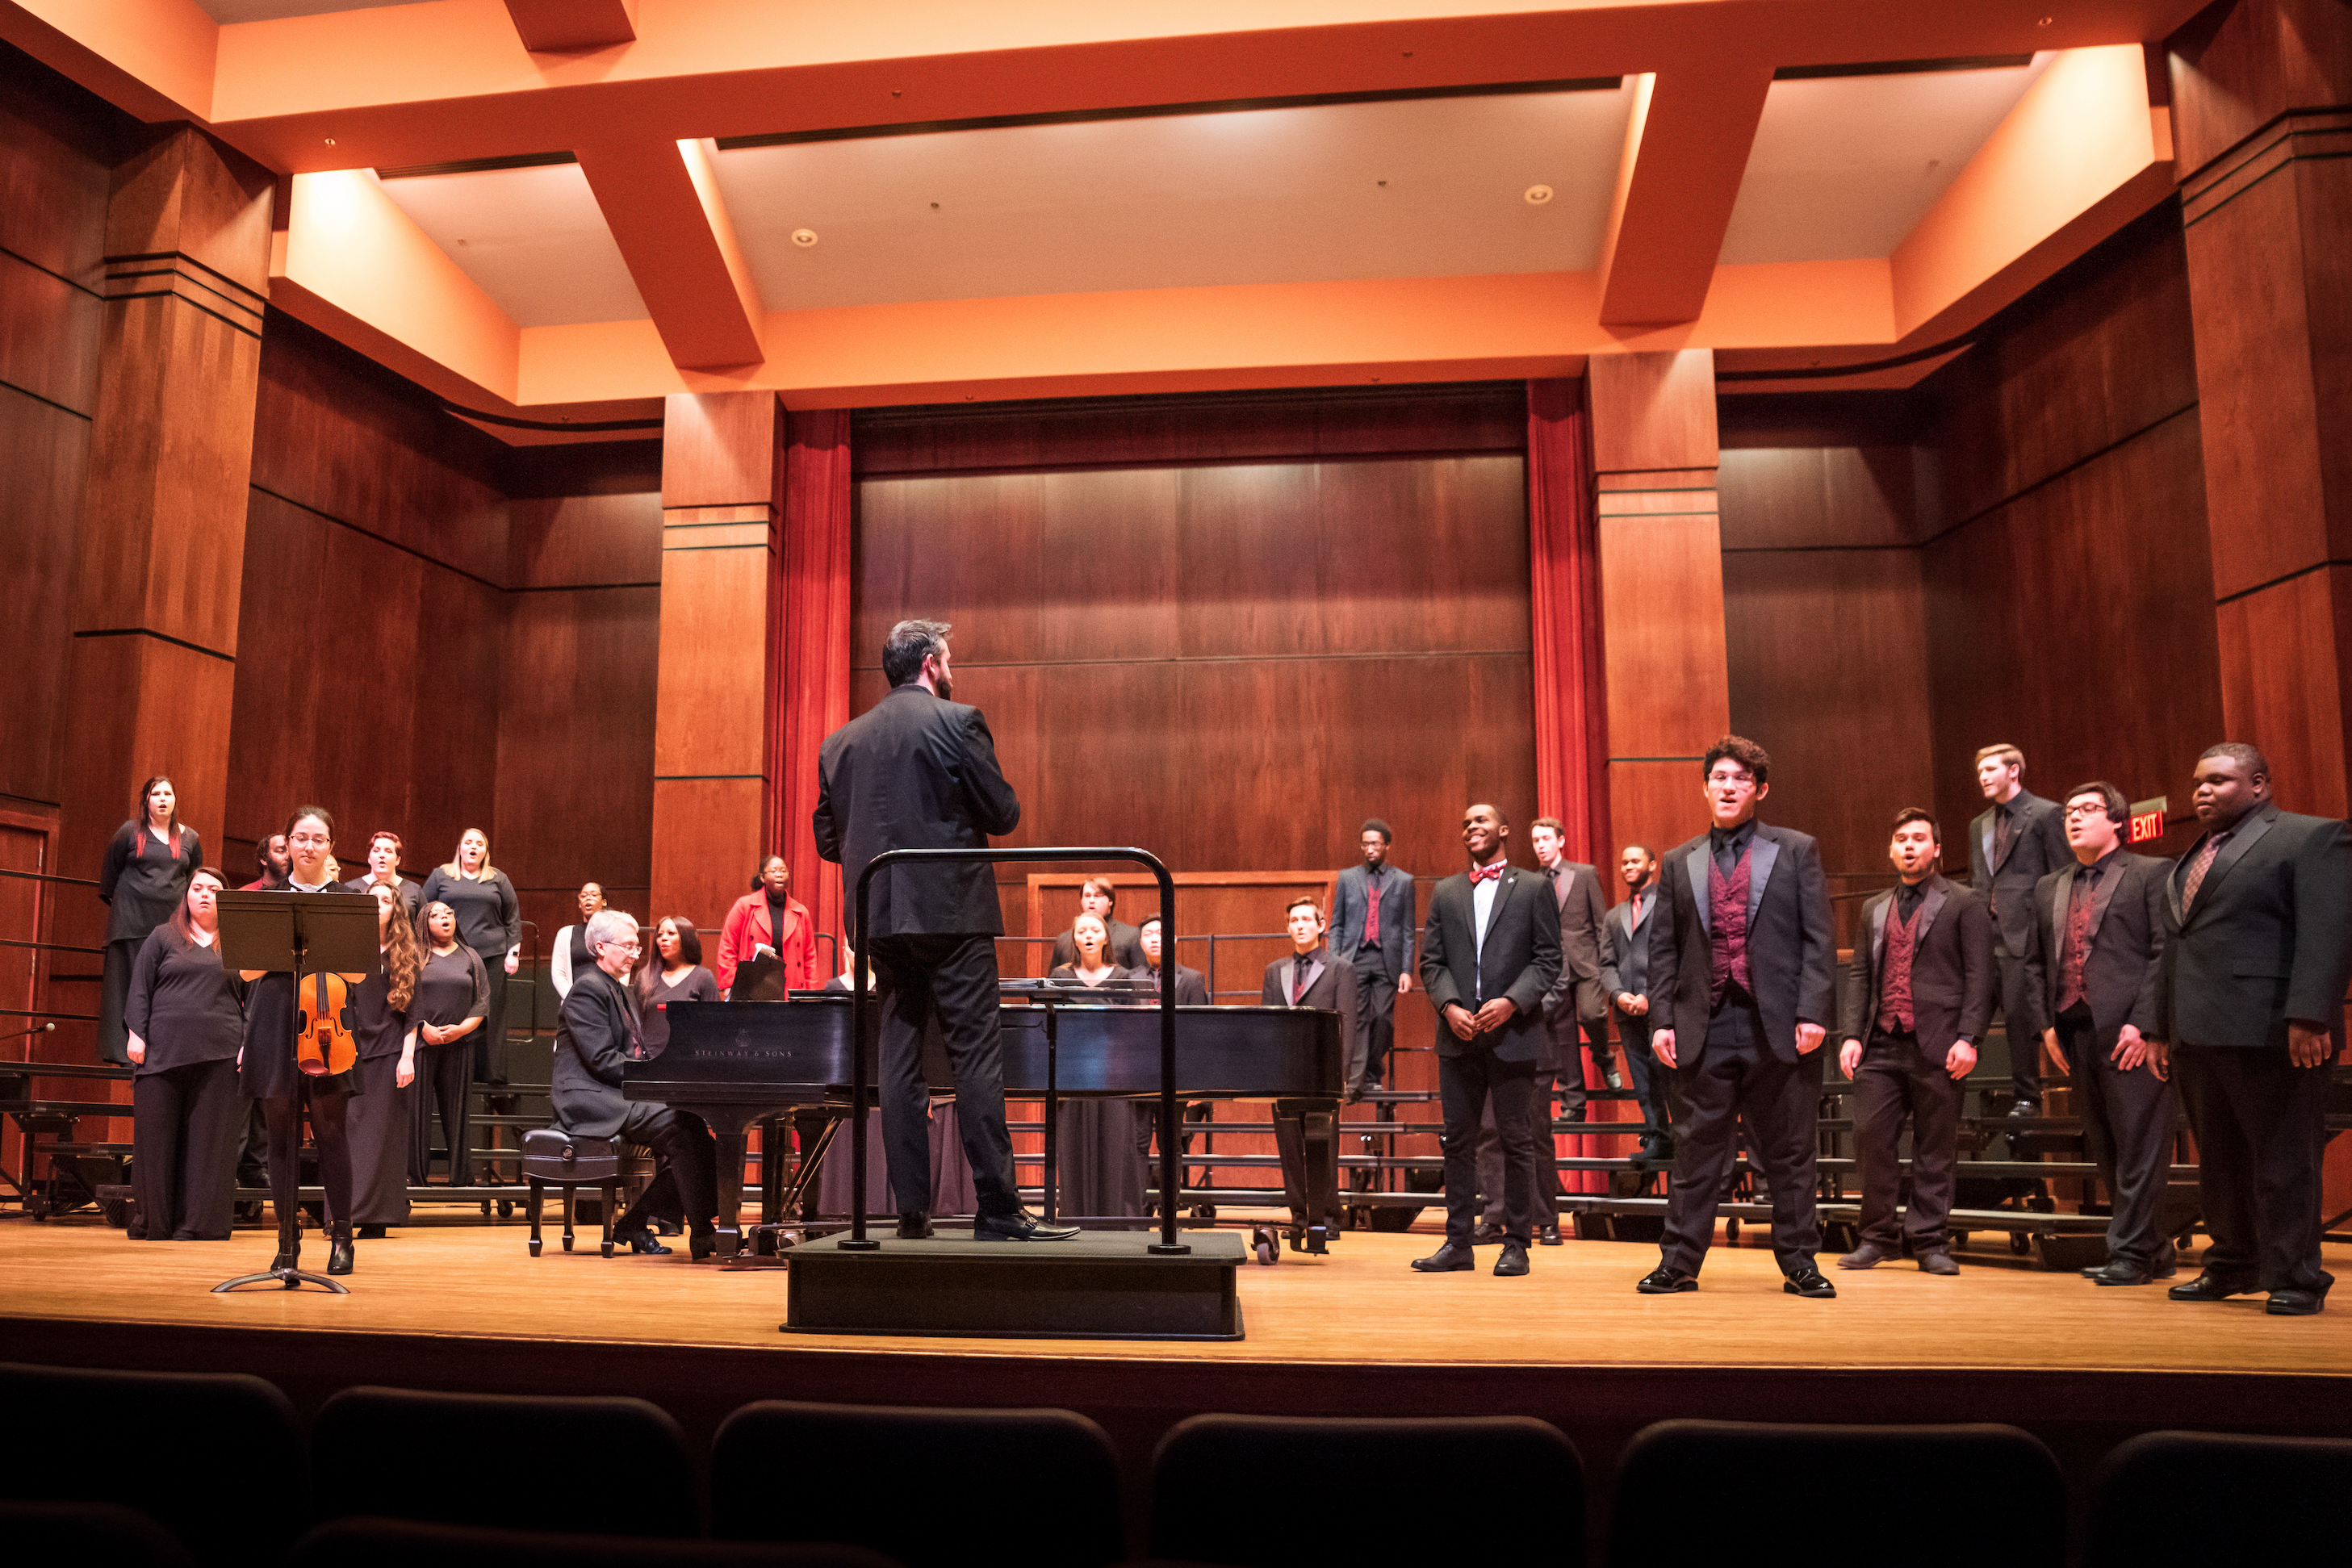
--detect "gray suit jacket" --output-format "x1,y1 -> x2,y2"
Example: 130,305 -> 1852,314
1330,862 -> 1414,975
2155,804 -> 2352,1049
1539,860 -> 1609,1025
1601,886 -> 1659,1002
1418,864 -> 1563,1062
2022,851 -> 2170,1047
1969,788 -> 2070,955
1649,822 -> 1836,1065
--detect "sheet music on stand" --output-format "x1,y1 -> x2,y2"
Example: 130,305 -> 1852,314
999,976 -> 1159,1004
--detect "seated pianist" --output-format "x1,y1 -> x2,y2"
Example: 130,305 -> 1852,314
551,909 -> 720,1259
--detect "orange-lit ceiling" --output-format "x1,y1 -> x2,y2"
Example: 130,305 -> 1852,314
3,1 -> 2202,437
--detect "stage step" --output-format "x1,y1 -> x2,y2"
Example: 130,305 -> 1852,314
784,1227 -> 1246,1341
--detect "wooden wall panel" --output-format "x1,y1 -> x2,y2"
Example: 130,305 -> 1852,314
508,491 -> 661,589
1588,351 -> 1718,474
2213,565 -> 2352,822
662,392 -> 778,508
0,255 -> 101,416
1715,445 -> 1918,549
651,777 -> 763,933
0,42 -> 115,285
652,542 -> 767,779
1597,512 -> 1731,758
0,391 -> 86,805
2167,0 -> 2352,176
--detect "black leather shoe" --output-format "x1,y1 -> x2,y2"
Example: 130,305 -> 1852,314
973,1209 -> 1081,1242
1561,1105 -> 1588,1123
2266,1273 -> 2332,1316
1411,1240 -> 1476,1272
1538,1223 -> 1563,1247
2086,1261 -> 2153,1286
326,1239 -> 355,1276
2007,1100 -> 2039,1119
356,1224 -> 387,1240
895,1212 -> 933,1240
688,1228 -> 717,1261
1494,1240 -> 1530,1277
1471,1222 -> 1510,1245
1783,1266 -> 1837,1298
1637,1265 -> 1697,1294
270,1246 -> 299,1274
1916,1250 -> 1959,1276
2170,1271 -> 2252,1302
1838,1242 -> 1894,1269
1605,1068 -> 1624,1090
620,1226 -> 672,1255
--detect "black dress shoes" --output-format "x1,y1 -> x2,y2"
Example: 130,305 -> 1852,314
2266,1273 -> 2333,1316
1636,1265 -> 1697,1294
1538,1223 -> 1563,1247
1605,1068 -> 1624,1090
2007,1100 -> 2040,1119
973,1209 -> 1081,1242
1783,1266 -> 1837,1298
1916,1250 -> 1959,1276
688,1228 -> 717,1261
2169,1271 -> 2253,1302
356,1223 -> 387,1240
1471,1222 -> 1510,1245
895,1212 -> 933,1240
2086,1261 -> 2154,1286
326,1238 -> 355,1277
270,1246 -> 299,1274
1494,1240 -> 1530,1277
1411,1240 -> 1476,1273
620,1226 -> 672,1255
1561,1105 -> 1588,1123
1838,1242 -> 1894,1269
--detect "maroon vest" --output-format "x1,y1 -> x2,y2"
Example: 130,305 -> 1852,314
1880,897 -> 1921,1033
1707,846 -> 1753,1007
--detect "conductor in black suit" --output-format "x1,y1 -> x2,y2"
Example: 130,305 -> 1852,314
814,618 -> 1076,1243
1969,743 -> 2070,1115
1836,809 -> 1992,1276
2153,743 -> 2352,1316
1411,804 -> 1561,1278
1639,737 -> 1839,1298
1330,820 -> 1416,1090
2023,782 -> 2180,1286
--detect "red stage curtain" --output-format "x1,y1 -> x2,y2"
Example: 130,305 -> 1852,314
768,410 -> 853,958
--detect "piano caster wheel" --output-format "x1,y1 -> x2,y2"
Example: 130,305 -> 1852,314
1194,1204 -> 1217,1222
1252,1227 -> 1279,1266
1724,1217 -> 1739,1244
2010,1231 -> 2031,1256
498,1200 -> 513,1219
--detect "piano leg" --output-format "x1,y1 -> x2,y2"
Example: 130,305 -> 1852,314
708,1112 -> 754,1260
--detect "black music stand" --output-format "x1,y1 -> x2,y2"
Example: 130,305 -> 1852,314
209,890 -> 379,1295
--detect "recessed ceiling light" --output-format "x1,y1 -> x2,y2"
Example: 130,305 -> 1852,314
1524,184 -> 1554,205
324,137 -> 336,146
792,228 -> 819,248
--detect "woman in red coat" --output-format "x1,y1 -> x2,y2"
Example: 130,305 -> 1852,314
716,855 -> 817,994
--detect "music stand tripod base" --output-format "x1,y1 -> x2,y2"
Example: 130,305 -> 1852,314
212,1264 -> 349,1294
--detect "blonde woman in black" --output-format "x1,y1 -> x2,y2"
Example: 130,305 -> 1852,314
98,776 -> 202,1064
347,881 -> 421,1240
124,868 -> 242,1239
419,828 -> 520,1084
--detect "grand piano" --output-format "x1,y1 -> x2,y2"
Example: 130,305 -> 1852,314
624,989 -> 1344,1261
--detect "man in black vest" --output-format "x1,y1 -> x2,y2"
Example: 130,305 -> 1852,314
2154,743 -> 2352,1315
2024,781 -> 2180,1286
1639,737 -> 1838,1298
1969,743 -> 2070,1116
1837,809 -> 1992,1275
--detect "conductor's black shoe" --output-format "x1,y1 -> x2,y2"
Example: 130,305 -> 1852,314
1471,1222 -> 1510,1245
1411,1240 -> 1476,1272
1783,1266 -> 1837,1298
688,1227 -> 717,1261
326,1239 -> 355,1276
2266,1273 -> 2332,1316
1538,1223 -> 1563,1247
1916,1250 -> 1959,1276
1838,1242 -> 1894,1269
1494,1240 -> 1530,1277
1637,1265 -> 1697,1294
973,1209 -> 1080,1242
895,1212 -> 933,1240
1605,1068 -> 1624,1090
620,1226 -> 672,1255
2086,1261 -> 2154,1286
2170,1271 -> 2253,1302
356,1224 -> 387,1240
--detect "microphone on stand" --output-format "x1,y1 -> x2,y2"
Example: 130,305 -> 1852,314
4,1021 -> 56,1043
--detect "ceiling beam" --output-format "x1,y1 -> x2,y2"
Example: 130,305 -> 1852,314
1595,64 -> 1775,327
575,137 -> 764,370
503,0 -> 635,53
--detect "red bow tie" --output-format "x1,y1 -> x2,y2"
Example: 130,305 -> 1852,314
1469,862 -> 1505,884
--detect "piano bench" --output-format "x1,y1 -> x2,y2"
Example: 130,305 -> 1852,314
521,1130 -> 622,1258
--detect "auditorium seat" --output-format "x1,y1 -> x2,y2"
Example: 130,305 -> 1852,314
1610,1420 -> 2063,1568
1149,1412 -> 1583,1567
312,1387 -> 697,1538
0,1361 -> 305,1567
0,1499 -> 195,1568
287,1517 -> 898,1568
2083,1430 -> 2352,1568
710,1399 -> 1122,1567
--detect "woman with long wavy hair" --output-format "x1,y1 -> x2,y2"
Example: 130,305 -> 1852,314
346,880 -> 422,1240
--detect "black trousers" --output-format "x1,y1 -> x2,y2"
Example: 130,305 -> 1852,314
1350,953 -> 1397,1085
1992,943 -> 2043,1106
262,1082 -> 351,1250
1476,1068 -> 1560,1227
870,933 -> 1019,1218
98,938 -> 140,1064
2174,1042 -> 2331,1292
412,1041 -> 472,1185
1852,1030 -> 1963,1252
1544,1003 -> 1613,1117
2057,1013 -> 2183,1271
129,1058 -> 241,1239
613,1102 -> 718,1231
470,947 -> 509,1083
1618,1010 -> 1672,1143
1659,998 -> 1823,1277
1440,1044 -> 1539,1244
347,1052 -> 412,1226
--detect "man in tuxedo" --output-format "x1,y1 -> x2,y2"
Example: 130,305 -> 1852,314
2023,782 -> 2181,1286
1411,804 -> 1561,1278
1837,809 -> 1992,1275
1330,819 -> 1415,1089
1263,898 -> 1364,1243
1603,845 -> 1672,1160
814,617 -> 1076,1243
2154,743 -> 2351,1316
1136,914 -> 1208,1004
1048,876 -> 1146,971
1471,815 -> 1608,1246
1639,737 -> 1838,1298
1969,744 -> 2070,1116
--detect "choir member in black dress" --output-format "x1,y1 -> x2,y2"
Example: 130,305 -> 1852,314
418,828 -> 520,1084
347,882 -> 421,1239
1048,913 -> 1149,1224
342,830 -> 422,915
124,868 -> 243,1240
410,901 -> 490,1185
624,916 -> 722,1240
238,807 -> 367,1278
98,777 -> 203,1064
552,883 -> 608,999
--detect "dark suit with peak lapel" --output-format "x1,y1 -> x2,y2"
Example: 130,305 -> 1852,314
1970,788 -> 2070,1107
1601,883 -> 1671,1148
1839,874 -> 1993,1255
1648,819 -> 1835,1278
1263,948 -> 1362,1236
1475,858 -> 1609,1225
1420,862 -> 1562,1244
814,682 -> 1024,1219
2023,849 -> 2181,1272
550,963 -> 717,1233
2155,802 -> 2352,1294
1332,859 -> 1416,1086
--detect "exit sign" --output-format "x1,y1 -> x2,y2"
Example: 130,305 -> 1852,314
2128,796 -> 2169,845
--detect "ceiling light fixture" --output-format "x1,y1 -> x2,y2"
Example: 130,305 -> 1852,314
1524,184 -> 1553,205
793,228 -> 819,247
324,137 -> 336,146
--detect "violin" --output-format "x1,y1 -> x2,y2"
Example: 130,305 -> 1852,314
297,971 -> 358,1077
